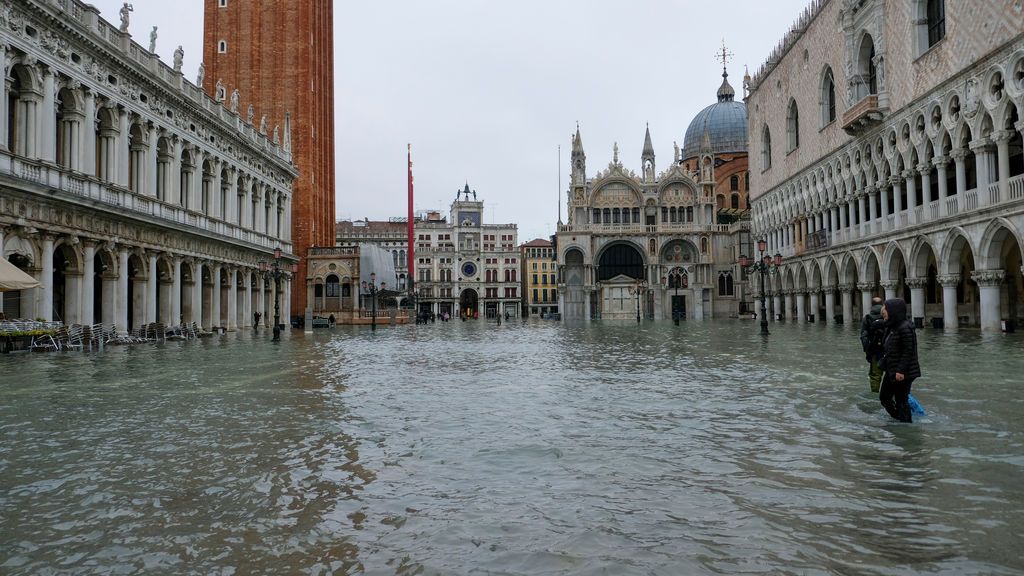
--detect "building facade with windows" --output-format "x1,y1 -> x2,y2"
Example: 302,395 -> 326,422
521,238 -> 558,317
414,185 -> 520,319
336,218 -> 410,290
0,0 -> 296,332
555,74 -> 752,322
747,0 -> 1024,331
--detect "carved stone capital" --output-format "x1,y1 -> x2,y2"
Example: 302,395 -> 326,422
991,130 -> 1015,144
917,163 -> 932,175
936,273 -> 961,286
968,138 -> 994,153
949,148 -> 969,162
879,280 -> 897,290
904,277 -> 928,289
901,169 -> 915,180
837,283 -> 853,292
856,281 -> 876,291
971,269 -> 1005,287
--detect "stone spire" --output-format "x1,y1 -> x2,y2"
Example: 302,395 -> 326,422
571,123 -> 586,185
641,123 -> 655,181
717,68 -> 736,103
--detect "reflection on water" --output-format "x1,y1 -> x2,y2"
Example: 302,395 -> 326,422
1,320 -> 1022,575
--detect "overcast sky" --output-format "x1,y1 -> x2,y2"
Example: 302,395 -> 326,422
91,0 -> 809,242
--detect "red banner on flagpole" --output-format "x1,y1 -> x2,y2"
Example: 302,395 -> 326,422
407,144 -> 415,293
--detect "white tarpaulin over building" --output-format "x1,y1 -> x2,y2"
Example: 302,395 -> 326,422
0,257 -> 39,292
358,243 -> 398,292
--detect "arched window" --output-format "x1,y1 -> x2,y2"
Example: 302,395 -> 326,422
786,99 -> 800,151
731,193 -> 740,210
762,126 -> 772,169
325,274 -> 340,297
730,175 -> 739,191
821,67 -> 836,126
857,34 -> 877,99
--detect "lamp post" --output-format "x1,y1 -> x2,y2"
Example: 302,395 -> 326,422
739,238 -> 782,336
258,247 -> 297,341
361,272 -> 386,331
629,278 -> 649,324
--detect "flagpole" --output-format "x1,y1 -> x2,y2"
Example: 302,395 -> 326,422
407,144 -> 415,310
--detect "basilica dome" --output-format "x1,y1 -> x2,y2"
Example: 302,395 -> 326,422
681,71 -> 747,161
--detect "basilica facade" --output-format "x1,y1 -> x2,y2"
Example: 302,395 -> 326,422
747,0 -> 1023,332
0,0 -> 297,332
555,73 -> 752,321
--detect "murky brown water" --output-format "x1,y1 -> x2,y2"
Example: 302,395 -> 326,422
1,320 -> 1022,575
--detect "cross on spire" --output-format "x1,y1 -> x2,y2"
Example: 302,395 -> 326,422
715,39 -> 734,75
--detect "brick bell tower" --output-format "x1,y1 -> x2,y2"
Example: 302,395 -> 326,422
203,0 -> 336,322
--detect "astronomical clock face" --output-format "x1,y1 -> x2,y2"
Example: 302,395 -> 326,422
461,262 -> 477,277
663,242 -> 694,263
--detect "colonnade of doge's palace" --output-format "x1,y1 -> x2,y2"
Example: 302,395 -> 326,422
747,0 -> 1024,332
0,0 -> 297,333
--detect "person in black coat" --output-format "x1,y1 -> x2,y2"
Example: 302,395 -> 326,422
859,296 -> 885,393
879,298 -> 921,422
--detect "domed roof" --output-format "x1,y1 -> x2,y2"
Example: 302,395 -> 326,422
681,70 -> 747,161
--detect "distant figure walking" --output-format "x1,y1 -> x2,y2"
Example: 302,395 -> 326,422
253,311 -> 261,328
879,298 -> 921,423
859,296 -> 885,393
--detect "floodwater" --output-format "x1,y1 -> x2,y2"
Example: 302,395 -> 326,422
1,319 -> 1023,575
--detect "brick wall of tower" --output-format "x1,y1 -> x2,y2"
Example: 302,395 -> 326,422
203,0 -> 336,318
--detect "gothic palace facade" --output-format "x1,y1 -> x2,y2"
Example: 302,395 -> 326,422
0,0 -> 297,332
747,0 -> 1024,331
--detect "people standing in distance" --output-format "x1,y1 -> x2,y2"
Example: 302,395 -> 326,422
879,298 -> 921,423
860,296 -> 886,393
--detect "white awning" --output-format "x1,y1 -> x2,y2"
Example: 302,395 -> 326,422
0,257 -> 39,292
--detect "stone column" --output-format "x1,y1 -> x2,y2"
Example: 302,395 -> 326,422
212,265 -> 222,329
858,282 -> 875,318
116,246 -> 129,334
881,280 -> 897,301
880,184 -> 891,228
994,130 -> 1012,203
40,66 -> 56,163
796,291 -> 806,323
972,269 -> 1005,332
147,252 -> 158,323
970,140 -> 992,204
829,207 -> 838,244
904,170 -> 917,224
117,108 -> 130,186
171,257 -> 182,326
906,277 -> 927,325
0,44 -> 7,151
783,291 -> 793,321
809,291 -> 819,322
191,261 -> 204,328
934,156 -> 950,216
82,89 -> 96,176
840,284 -> 854,326
824,288 -> 836,324
890,177 -> 902,227
227,268 -> 238,330
772,293 -> 782,320
146,126 -> 159,197
857,193 -> 867,237
868,188 -> 878,235
937,274 -> 960,331
918,164 -> 932,218
244,270 -> 252,328
82,240 -> 96,325
951,149 -> 968,198
40,235 -> 54,322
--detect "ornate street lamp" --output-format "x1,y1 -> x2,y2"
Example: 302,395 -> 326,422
739,238 -> 783,335
258,246 -> 296,341
361,272 -> 386,331
628,278 -> 649,324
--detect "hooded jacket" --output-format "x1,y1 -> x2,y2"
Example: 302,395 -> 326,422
881,298 -> 921,380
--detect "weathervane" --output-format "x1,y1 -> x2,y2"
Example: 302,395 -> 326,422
715,39 -> 734,74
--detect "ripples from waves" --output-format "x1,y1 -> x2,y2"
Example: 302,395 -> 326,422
1,320 -> 1022,575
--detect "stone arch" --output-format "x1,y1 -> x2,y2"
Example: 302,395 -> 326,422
596,241 -> 646,281
796,265 -> 808,290
824,255 -> 840,288
783,266 -> 796,290
977,217 -> 1024,270
938,226 -> 975,276
860,247 -> 881,287
908,236 -> 939,278
880,240 -> 908,283
809,259 -> 823,290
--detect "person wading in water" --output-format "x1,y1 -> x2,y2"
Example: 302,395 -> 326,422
879,298 -> 921,423
860,296 -> 885,393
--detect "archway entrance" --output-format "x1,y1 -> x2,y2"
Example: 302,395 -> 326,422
460,288 -> 479,318
3,253 -> 33,319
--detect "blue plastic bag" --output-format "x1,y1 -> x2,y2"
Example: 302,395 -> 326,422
908,393 -> 926,416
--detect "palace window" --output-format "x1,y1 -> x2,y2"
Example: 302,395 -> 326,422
786,99 -> 800,152
218,40 -> 227,53
717,272 -> 734,296
821,66 -> 836,126
762,126 -> 772,170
